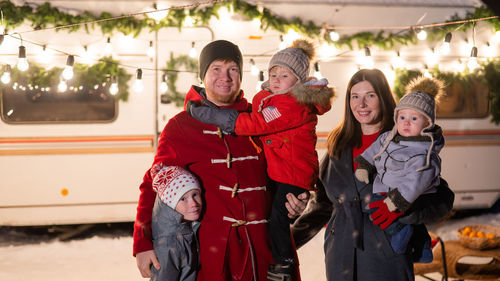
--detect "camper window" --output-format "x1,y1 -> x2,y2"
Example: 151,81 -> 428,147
1,86 -> 117,123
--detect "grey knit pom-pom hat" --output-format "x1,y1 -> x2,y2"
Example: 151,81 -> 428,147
268,39 -> 315,82
374,76 -> 445,171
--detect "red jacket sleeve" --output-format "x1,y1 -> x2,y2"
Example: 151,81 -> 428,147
234,95 -> 313,136
133,170 -> 155,256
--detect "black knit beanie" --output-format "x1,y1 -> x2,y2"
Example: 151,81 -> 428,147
199,40 -> 243,81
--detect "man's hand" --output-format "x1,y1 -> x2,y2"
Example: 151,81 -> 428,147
136,250 -> 160,278
286,191 -> 310,219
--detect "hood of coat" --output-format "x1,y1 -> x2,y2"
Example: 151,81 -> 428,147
261,79 -> 336,115
183,85 -> 250,111
393,124 -> 445,154
155,199 -> 201,235
290,81 -> 336,115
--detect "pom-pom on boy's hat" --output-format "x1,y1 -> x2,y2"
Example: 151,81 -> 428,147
268,39 -> 315,82
152,166 -> 200,209
199,40 -> 243,81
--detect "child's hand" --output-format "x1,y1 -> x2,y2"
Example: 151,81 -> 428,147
136,250 -> 160,278
355,168 -> 370,184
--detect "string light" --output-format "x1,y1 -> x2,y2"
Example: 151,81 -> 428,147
109,75 -> 118,95
391,51 -> 405,69
147,41 -> 154,58
250,59 -> 259,76
37,45 -> 52,65
62,55 -> 75,80
329,30 -> 340,42
160,73 -> 168,93
467,46 -> 479,71
104,37 -> 113,56
256,70 -> 264,91
361,46 -> 374,69
314,62 -> 323,79
1,64 -> 11,84
189,41 -> 197,58
439,32 -> 452,55
80,45 -> 93,65
134,68 -> 144,93
416,28 -> 427,41
279,35 -> 286,50
17,46 -> 29,71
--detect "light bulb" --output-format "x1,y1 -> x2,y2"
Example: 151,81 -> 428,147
109,76 -> 118,95
250,59 -> 259,76
313,62 -> 323,79
256,71 -> 264,91
467,46 -> 479,71
62,55 -> 75,80
38,45 -> 52,64
147,41 -> 154,58
17,46 -> 29,71
1,65 -> 11,84
329,31 -> 339,42
160,74 -> 168,93
391,52 -> 404,69
184,16 -> 195,27
439,33 -> 452,55
417,29 -> 427,41
58,80 -> 68,92
104,37 -> 113,56
361,47 -> 374,69
134,69 -> 144,93
189,42 -> 197,58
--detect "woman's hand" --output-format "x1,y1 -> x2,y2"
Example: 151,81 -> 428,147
136,250 -> 160,278
286,191 -> 310,219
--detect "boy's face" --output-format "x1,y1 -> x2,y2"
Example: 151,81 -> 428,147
175,189 -> 202,221
269,66 -> 298,93
396,108 -> 429,137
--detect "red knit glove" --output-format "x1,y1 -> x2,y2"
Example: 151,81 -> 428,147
368,197 -> 403,230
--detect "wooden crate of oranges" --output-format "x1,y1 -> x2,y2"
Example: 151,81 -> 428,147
458,225 -> 500,250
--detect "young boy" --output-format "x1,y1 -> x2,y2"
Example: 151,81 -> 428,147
188,39 -> 336,279
354,76 -> 445,263
150,165 -> 202,281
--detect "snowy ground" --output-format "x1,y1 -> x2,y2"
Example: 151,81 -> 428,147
0,211 -> 499,281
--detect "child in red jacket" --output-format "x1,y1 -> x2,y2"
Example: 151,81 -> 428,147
188,39 -> 336,280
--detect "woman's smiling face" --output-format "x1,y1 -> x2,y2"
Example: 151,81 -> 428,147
350,80 -> 382,134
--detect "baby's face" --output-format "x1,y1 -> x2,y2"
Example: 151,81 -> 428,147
269,66 -> 298,93
396,108 -> 429,137
175,189 -> 202,221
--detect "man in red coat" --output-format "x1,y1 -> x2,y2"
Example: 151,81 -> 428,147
134,40 -> 309,281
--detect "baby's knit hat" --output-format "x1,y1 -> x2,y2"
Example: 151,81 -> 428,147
374,76 -> 445,171
268,39 -> 315,83
152,166 -> 200,209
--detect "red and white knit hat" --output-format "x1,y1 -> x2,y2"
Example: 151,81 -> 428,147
152,166 -> 200,209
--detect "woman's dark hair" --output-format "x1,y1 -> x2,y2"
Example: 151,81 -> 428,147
327,68 -> 396,159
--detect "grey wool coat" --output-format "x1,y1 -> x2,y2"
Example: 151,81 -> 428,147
151,196 -> 200,281
291,149 -> 455,281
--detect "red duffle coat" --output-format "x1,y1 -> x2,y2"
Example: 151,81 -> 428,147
133,86 -> 274,281
234,82 -> 335,190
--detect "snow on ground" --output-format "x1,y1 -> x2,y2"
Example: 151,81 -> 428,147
0,212 -> 498,281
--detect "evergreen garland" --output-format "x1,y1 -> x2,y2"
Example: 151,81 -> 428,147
0,0 -> 498,49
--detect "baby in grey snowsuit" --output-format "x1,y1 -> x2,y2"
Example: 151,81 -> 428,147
355,76 -> 445,263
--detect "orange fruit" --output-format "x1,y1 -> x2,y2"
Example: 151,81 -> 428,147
485,233 -> 496,239
462,227 -> 471,236
469,231 -> 477,238
477,231 -> 485,238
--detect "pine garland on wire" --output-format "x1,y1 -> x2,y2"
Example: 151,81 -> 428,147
161,53 -> 198,107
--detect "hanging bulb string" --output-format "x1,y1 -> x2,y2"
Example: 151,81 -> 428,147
13,0 -> 230,35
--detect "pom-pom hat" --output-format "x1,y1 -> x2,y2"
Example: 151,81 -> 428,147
268,39 -> 315,83
152,166 -> 200,209
374,76 -> 445,171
